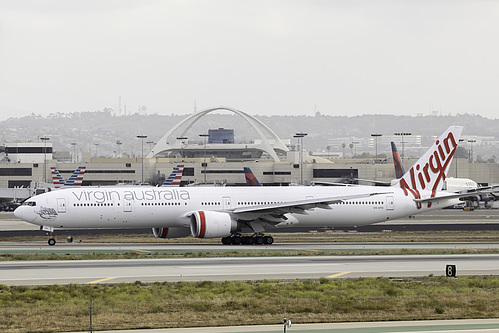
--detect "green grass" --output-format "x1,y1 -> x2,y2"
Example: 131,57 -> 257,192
0,248 -> 499,261
5,229 -> 499,244
2,276 -> 499,332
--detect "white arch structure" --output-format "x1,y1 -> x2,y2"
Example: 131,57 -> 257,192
147,106 -> 289,161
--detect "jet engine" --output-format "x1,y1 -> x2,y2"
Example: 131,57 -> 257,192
190,211 -> 236,238
152,227 -> 191,239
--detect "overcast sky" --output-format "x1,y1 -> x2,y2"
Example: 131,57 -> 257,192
1,0 -> 498,121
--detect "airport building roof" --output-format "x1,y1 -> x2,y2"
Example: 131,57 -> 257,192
147,106 -> 289,162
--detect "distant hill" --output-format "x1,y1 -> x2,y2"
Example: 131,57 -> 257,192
0,111 -> 497,160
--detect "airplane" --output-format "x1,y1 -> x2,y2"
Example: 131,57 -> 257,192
390,141 -> 478,192
162,165 -> 184,187
16,126 -> 496,246
391,142 -> 406,179
244,167 -> 261,186
50,166 -> 86,188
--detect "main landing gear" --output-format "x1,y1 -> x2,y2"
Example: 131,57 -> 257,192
221,234 -> 274,245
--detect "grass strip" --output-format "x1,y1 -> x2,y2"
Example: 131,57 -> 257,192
2,276 -> 499,332
1,248 -> 499,261
4,230 -> 499,244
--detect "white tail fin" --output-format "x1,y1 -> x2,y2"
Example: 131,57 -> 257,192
396,126 -> 463,207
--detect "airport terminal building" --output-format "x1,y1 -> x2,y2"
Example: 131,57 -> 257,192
0,107 -> 498,190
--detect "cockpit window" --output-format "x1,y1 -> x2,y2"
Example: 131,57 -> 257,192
23,201 -> 36,207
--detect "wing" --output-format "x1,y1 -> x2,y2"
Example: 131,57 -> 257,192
414,185 -> 499,204
231,191 -> 391,221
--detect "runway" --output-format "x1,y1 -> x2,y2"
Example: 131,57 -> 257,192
2,240 -> 499,253
65,319 -> 499,333
1,253 -> 498,286
1,210 -> 499,286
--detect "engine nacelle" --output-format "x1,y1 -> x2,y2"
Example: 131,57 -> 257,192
152,227 -> 191,239
190,211 -> 236,238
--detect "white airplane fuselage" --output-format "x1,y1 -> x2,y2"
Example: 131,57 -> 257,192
15,185 -> 459,230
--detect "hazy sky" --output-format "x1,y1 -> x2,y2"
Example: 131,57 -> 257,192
1,0 -> 498,121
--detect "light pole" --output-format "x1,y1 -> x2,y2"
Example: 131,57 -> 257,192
351,141 -> 359,157
394,132 -> 412,162
40,136 -> 50,184
137,135 -> 147,184
456,139 -> 465,177
71,143 -> 77,163
294,132 -> 307,185
199,134 -> 209,184
468,139 -> 476,163
116,140 -> 122,158
371,133 -> 382,162
94,143 -> 99,158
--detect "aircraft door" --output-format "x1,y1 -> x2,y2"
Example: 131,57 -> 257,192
222,197 -> 231,210
57,198 -> 67,213
386,196 -> 394,210
123,198 -> 133,212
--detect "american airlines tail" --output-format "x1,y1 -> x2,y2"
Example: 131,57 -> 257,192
162,165 -> 184,187
51,166 -> 86,188
64,166 -> 86,187
50,167 -> 65,188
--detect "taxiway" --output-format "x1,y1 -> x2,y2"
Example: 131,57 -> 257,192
0,253 -> 498,286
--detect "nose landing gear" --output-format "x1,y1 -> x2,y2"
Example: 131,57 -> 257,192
41,226 -> 56,246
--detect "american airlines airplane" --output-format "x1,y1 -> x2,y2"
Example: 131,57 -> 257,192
15,126 -> 485,246
50,166 -> 86,188
162,165 -> 184,187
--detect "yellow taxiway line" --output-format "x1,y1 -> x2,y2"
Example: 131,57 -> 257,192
87,277 -> 117,284
327,272 -> 350,279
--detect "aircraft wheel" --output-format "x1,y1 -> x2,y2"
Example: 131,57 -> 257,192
246,237 -> 255,245
264,236 -> 274,245
48,238 -> 56,246
255,236 -> 264,245
233,236 -> 242,245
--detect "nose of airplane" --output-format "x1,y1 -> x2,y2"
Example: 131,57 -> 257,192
14,206 -> 24,220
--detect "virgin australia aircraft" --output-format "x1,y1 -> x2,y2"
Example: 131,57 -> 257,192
15,126 -> 477,246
